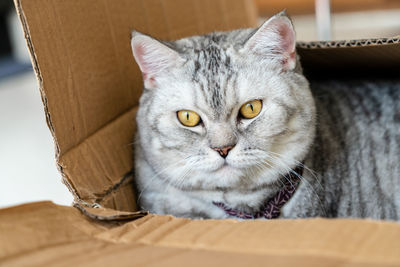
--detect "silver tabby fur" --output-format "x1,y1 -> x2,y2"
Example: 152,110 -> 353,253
131,12 -> 400,221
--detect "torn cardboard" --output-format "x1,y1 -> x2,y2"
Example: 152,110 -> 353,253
4,0 -> 400,265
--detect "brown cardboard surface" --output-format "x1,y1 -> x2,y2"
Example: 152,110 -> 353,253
1,202 -> 400,266
60,107 -> 138,207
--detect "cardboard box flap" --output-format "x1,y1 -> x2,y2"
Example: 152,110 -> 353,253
59,107 -> 139,210
1,202 -> 400,266
15,0 -> 258,218
99,214 -> 400,266
297,38 -> 400,77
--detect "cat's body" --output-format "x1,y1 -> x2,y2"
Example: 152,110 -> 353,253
131,12 -> 400,221
286,80 -> 400,220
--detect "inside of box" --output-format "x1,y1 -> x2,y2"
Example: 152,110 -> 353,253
16,0 -> 400,220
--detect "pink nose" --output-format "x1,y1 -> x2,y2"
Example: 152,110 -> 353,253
212,145 -> 234,158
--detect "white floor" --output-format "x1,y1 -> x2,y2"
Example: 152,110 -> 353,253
0,72 -> 73,208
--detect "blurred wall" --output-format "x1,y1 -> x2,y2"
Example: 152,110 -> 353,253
255,0 -> 400,41
255,0 -> 400,16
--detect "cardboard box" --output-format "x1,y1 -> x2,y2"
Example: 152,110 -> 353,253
1,0 -> 400,265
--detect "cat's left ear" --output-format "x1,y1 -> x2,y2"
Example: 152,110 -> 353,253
131,31 -> 184,89
242,11 -> 296,71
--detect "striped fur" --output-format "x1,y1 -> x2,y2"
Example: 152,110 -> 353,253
282,80 -> 400,220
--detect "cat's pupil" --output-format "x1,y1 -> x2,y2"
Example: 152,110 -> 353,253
186,112 -> 189,120
250,104 -> 254,112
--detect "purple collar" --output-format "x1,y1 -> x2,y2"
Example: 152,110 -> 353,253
213,166 -> 303,219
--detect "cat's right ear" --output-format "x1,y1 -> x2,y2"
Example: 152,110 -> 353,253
241,11 -> 296,71
131,31 -> 183,89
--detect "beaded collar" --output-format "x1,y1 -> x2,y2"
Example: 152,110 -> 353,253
213,166 -> 303,219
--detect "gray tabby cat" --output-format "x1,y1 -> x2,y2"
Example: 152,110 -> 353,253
131,11 -> 400,220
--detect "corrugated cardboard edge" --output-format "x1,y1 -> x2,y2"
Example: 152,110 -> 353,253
13,0 -> 145,221
58,106 -> 141,212
73,202 -> 148,221
13,0 -> 76,199
297,37 -> 400,48
73,170 -> 148,221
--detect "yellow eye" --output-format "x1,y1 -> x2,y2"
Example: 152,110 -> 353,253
239,100 -> 262,119
177,110 -> 201,127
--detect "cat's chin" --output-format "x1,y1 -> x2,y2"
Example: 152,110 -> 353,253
211,163 -> 243,180
215,163 -> 234,174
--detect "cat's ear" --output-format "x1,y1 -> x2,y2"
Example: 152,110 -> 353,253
131,31 -> 183,89
242,11 -> 296,71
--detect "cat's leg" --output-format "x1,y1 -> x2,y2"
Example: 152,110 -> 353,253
139,188 -> 229,219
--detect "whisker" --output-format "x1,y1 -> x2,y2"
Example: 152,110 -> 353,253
266,153 -> 327,217
268,151 -> 323,191
137,157 -> 192,202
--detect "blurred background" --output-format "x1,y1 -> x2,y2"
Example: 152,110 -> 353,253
0,0 -> 73,208
0,0 -> 399,208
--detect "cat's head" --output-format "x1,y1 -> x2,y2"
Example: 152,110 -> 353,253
131,12 -> 316,190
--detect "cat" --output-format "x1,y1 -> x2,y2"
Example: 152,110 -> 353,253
130,11 -> 400,221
